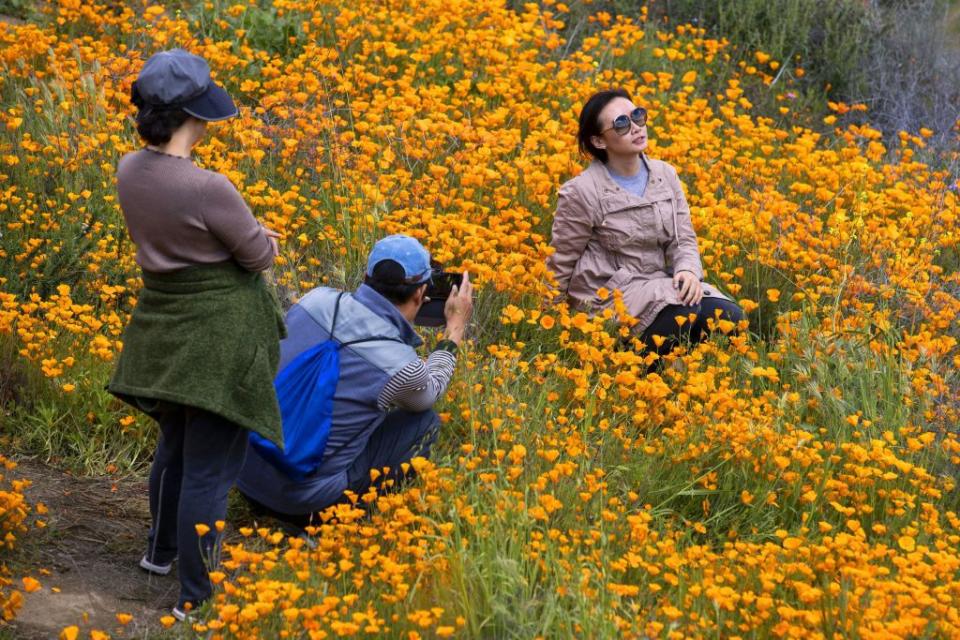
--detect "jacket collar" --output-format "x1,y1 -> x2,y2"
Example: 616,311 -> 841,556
353,284 -> 423,348
588,154 -> 650,190
587,154 -> 675,203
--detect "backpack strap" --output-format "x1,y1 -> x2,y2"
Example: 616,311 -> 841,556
299,288 -> 417,375
329,292 -> 346,337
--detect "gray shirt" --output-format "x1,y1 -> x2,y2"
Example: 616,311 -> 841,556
116,149 -> 274,273
608,163 -> 649,197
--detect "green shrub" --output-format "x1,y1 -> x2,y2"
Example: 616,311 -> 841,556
0,0 -> 33,21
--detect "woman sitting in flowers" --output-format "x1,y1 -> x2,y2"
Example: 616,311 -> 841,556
548,88 -> 743,355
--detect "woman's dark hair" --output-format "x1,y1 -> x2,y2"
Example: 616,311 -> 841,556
577,88 -> 632,164
131,81 -> 190,146
364,259 -> 425,304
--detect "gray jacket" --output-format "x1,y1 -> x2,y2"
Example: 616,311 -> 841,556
237,284 -> 420,514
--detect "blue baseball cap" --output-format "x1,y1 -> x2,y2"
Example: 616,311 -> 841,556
366,235 -> 432,284
133,49 -> 238,121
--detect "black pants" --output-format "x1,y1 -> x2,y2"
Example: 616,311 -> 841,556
146,405 -> 248,610
640,296 -> 744,357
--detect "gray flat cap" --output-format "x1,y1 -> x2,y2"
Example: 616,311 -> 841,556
134,49 -> 238,121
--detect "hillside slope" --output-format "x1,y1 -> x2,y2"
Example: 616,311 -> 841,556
1,1 -> 959,637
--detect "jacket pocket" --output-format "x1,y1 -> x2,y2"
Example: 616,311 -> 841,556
654,196 -> 677,243
597,200 -> 659,251
595,210 -> 633,251
593,267 -> 633,305
605,267 -> 633,291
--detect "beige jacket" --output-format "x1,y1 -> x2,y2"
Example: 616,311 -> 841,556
547,156 -> 729,332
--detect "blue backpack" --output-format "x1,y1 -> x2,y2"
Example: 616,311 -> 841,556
249,293 -> 401,480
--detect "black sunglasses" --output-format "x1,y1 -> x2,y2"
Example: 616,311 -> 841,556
600,107 -> 648,136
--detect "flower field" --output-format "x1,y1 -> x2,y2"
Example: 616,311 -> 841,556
2,0 -> 960,638
0,455 -> 42,623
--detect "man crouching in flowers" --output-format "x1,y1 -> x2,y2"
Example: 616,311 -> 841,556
237,235 -> 473,533
548,88 -> 743,357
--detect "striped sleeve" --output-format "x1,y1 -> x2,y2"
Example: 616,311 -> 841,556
377,349 -> 457,412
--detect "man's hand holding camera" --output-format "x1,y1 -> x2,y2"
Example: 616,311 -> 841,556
443,271 -> 473,345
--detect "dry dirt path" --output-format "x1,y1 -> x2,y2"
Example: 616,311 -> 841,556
8,459 -> 171,639
2,10 -> 173,637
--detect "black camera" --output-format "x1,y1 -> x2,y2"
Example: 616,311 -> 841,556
415,270 -> 463,327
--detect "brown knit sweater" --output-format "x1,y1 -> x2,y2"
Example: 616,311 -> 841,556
116,149 -> 274,273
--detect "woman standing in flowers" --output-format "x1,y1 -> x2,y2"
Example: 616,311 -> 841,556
548,89 -> 742,354
108,49 -> 284,620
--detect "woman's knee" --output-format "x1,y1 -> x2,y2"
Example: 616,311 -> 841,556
719,300 -> 743,323
701,297 -> 743,324
643,304 -> 699,341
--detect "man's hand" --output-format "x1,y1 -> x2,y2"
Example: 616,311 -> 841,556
263,226 -> 282,257
673,270 -> 703,306
443,271 -> 473,345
